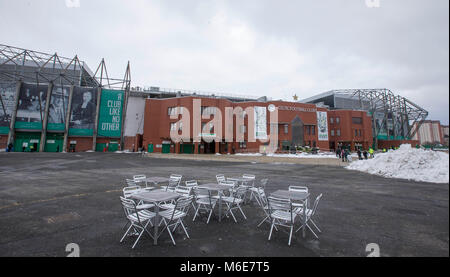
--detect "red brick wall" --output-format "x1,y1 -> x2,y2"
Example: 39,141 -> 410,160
327,110 -> 373,150
66,137 -> 94,152
143,97 -> 330,153
0,135 -> 7,150
378,140 -> 419,149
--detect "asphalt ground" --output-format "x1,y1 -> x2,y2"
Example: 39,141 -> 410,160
0,152 -> 448,257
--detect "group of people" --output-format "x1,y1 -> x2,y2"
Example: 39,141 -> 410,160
336,146 -> 375,162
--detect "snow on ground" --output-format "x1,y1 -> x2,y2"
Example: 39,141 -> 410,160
346,144 -> 449,184
235,152 -> 338,159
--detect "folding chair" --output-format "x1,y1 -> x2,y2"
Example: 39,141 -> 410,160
222,186 -> 248,223
185,180 -> 198,188
288,186 -> 309,208
160,186 -> 192,210
158,196 -> 194,245
267,196 -> 297,246
161,175 -> 182,192
192,187 -> 217,224
123,186 -> 154,210
216,174 -> 226,183
133,175 -> 148,187
295,194 -> 323,239
255,187 -> 277,231
249,178 -> 268,205
119,196 -> 156,249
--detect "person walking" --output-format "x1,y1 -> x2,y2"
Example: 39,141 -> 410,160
341,148 -> 345,162
336,147 -> 341,158
369,148 -> 374,158
357,149 -> 362,160
363,150 -> 368,160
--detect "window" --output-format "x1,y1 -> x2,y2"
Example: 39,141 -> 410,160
330,117 -> 334,124
240,125 -> 246,133
336,117 -> 340,124
311,125 -> 316,135
352,117 -> 362,124
284,124 -> 289,134
306,126 -> 311,135
337,129 -> 341,136
331,130 -> 335,136
355,129 -> 358,137
201,106 -> 216,115
359,130 -> 362,137
168,107 -> 183,116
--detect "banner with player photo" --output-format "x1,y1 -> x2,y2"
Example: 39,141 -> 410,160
68,87 -> 97,136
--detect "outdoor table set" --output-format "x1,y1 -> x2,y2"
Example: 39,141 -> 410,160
119,173 -> 323,248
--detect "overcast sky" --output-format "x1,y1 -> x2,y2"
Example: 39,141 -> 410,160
1,0 -> 448,124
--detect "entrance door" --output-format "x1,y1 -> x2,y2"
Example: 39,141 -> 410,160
96,143 -> 107,152
148,144 -> 154,153
162,144 -> 171,154
44,134 -> 64,152
108,142 -> 119,152
14,132 -> 41,152
181,144 -> 194,154
291,116 -> 304,147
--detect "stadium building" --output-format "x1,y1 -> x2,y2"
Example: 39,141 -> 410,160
1,44 -> 432,153
300,89 -> 428,150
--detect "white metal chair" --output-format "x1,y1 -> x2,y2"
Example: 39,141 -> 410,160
249,178 -> 268,205
158,196 -> 194,245
267,196 -> 297,246
295,194 -> 323,239
185,180 -> 198,188
119,196 -> 156,249
159,186 -> 192,210
133,175 -> 148,187
222,186 -> 248,223
125,179 -> 137,187
289,186 -> 309,208
192,187 -> 217,224
216,174 -> 226,183
216,180 -> 236,197
161,175 -> 182,192
123,186 -> 155,210
255,187 -> 277,231
242,174 -> 256,186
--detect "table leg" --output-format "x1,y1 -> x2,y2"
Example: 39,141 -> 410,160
302,199 -> 307,238
154,204 -> 159,245
219,193 -> 222,222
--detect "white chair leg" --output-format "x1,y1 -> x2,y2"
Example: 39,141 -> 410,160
207,209 -> 213,224
166,225 -> 176,246
132,228 -> 144,249
237,205 -> 247,220
180,220 -> 190,238
268,219 -> 275,241
307,223 -> 319,239
120,224 -> 133,242
310,219 -> 321,233
288,226 -> 293,246
192,205 -> 201,222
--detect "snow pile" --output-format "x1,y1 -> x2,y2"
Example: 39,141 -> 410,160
346,144 -> 449,184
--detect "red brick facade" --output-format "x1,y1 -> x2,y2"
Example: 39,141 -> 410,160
327,110 -> 373,151
142,96 -> 371,154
